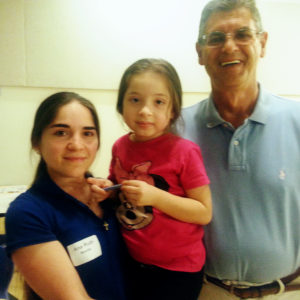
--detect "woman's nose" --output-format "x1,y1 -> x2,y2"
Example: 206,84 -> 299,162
67,135 -> 84,150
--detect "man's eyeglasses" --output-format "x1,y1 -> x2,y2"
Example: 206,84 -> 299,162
200,28 -> 263,48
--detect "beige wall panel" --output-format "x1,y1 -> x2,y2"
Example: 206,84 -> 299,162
1,86 -> 298,187
257,2 -> 300,94
0,0 -> 26,85
0,87 -> 127,186
0,0 -> 299,94
25,0 -> 118,89
0,0 -> 300,187
24,0 -> 211,91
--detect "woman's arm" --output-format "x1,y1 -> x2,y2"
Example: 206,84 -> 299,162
12,241 -> 94,300
121,180 -> 212,225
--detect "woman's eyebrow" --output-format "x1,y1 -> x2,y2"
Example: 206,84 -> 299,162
49,123 -> 69,128
84,126 -> 96,130
49,124 -> 96,131
127,92 -> 139,96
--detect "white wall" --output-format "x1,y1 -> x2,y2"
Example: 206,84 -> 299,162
1,0 -> 300,94
0,87 -> 126,185
1,0 -> 300,185
0,87 -> 210,185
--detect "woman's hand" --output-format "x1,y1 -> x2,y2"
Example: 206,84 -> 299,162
86,177 -> 113,203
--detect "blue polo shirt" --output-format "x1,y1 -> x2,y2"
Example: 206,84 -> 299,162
180,86 -> 300,283
5,173 -> 128,300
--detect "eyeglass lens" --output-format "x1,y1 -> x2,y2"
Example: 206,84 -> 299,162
205,28 -> 257,47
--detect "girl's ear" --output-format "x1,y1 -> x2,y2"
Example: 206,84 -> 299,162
171,110 -> 175,120
168,108 -> 175,124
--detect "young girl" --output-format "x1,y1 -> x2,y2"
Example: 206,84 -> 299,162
109,58 -> 212,300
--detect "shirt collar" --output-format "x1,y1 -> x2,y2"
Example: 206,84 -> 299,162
248,86 -> 270,124
205,85 -> 270,128
31,172 -> 74,201
205,94 -> 225,128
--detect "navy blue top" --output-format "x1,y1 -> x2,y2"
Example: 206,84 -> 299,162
5,173 -> 128,300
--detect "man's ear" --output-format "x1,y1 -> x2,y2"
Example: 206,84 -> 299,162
196,42 -> 204,65
259,31 -> 268,58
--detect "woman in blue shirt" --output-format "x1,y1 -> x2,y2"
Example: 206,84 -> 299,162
5,92 -> 128,300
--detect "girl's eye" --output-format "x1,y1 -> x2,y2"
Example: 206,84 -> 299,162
156,99 -> 165,105
130,98 -> 139,103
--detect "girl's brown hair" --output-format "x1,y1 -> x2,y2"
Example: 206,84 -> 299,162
116,58 -> 182,128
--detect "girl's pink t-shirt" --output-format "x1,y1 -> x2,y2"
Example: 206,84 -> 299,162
109,133 -> 210,272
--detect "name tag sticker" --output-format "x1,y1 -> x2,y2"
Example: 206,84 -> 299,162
67,235 -> 102,266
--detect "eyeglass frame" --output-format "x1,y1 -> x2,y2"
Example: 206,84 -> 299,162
199,27 -> 263,48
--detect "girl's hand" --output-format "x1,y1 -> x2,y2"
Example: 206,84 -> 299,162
121,180 -> 159,207
122,180 -> 212,225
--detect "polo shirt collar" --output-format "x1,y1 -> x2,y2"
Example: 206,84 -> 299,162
205,94 -> 225,128
248,86 -> 270,124
32,172 -> 86,209
205,84 -> 270,128
32,172 -> 69,199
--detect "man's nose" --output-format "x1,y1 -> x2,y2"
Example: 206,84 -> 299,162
222,34 -> 239,52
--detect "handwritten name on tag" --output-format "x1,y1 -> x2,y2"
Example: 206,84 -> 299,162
67,235 -> 102,266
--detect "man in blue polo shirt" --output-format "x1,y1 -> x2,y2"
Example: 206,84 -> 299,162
178,0 -> 300,299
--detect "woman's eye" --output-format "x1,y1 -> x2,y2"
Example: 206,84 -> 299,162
84,131 -> 95,137
54,130 -> 67,136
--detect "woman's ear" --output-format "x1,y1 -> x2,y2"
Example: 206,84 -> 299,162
33,146 -> 41,155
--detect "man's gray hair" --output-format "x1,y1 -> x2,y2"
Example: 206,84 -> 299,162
197,0 -> 263,44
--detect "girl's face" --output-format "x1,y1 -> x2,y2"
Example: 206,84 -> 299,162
35,101 -> 99,182
122,71 -> 174,142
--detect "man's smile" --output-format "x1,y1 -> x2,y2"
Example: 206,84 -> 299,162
221,60 -> 241,67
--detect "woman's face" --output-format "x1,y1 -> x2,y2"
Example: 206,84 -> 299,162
35,101 -> 99,182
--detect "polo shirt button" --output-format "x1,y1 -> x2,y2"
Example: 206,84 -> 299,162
233,140 -> 239,146
207,122 -> 214,128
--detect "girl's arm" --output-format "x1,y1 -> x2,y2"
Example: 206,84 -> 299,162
12,241 -> 95,300
121,180 -> 212,225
